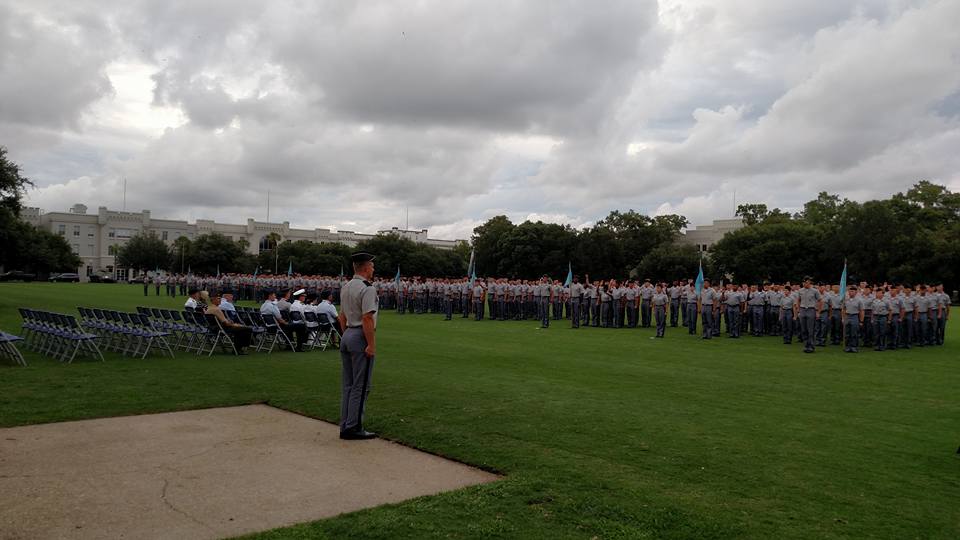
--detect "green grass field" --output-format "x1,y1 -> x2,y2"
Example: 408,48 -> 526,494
1,283 -> 958,539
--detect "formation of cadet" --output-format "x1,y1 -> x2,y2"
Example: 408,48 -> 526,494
138,273 -> 348,304
388,274 -> 951,353
158,271 -> 950,353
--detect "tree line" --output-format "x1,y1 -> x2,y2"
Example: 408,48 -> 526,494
0,147 -> 81,275
711,182 -> 960,292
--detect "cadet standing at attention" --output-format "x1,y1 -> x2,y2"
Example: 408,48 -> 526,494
796,277 -> 822,353
842,285 -> 864,353
337,252 -> 379,440
652,284 -> 668,338
698,279 -> 716,340
569,275 -> 583,329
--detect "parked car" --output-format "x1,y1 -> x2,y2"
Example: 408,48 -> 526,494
0,270 -> 37,282
89,274 -> 117,283
49,272 -> 81,282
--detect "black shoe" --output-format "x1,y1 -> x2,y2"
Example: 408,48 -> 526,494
340,429 -> 378,440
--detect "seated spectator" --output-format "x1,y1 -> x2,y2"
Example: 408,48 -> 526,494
220,290 -> 237,312
207,292 -> 252,354
197,291 -> 211,312
317,290 -> 342,334
260,289 -> 304,352
276,290 -> 292,313
184,288 -> 200,310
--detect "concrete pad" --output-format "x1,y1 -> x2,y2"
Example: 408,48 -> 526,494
0,405 -> 498,540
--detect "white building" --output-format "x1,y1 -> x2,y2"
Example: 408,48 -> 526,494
680,217 -> 745,253
21,203 -> 463,280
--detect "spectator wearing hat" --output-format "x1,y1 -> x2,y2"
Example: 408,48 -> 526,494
184,288 -> 201,310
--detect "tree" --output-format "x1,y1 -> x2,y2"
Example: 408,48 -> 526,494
116,233 -> 171,271
471,216 -> 514,276
635,242 -> 703,283
187,233 -> 247,275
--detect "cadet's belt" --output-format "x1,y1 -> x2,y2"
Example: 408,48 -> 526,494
346,325 -> 362,329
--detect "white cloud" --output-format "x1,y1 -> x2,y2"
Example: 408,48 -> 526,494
4,0 -> 960,242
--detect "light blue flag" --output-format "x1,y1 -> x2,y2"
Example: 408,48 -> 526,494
469,267 -> 477,287
287,260 -> 292,276
467,247 -> 475,277
839,260 -> 848,299
216,264 -> 220,278
564,262 -> 573,286
694,261 -> 704,296
253,265 -> 259,278
394,266 -> 400,287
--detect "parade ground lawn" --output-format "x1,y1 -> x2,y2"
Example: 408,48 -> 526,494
1,283 -> 959,539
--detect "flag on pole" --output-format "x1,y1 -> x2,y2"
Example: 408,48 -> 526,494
467,247 -> 476,277
216,264 -> 220,278
564,262 -> 573,286
469,266 -> 477,287
838,259 -> 848,299
187,265 -> 191,275
394,266 -> 401,287
287,260 -> 293,276
339,264 -> 344,278
253,265 -> 260,278
694,257 -> 704,296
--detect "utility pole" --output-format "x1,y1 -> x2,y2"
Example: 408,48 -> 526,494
122,178 -> 127,211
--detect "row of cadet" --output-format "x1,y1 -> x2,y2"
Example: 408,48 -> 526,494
381,276 -> 950,353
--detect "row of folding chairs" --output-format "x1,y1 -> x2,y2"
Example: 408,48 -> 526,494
235,306 -> 340,352
18,309 -> 104,363
0,330 -> 27,366
76,307 -> 175,359
136,306 -> 294,356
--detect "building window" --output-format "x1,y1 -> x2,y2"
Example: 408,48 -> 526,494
258,236 -> 274,253
162,231 -> 168,241
88,244 -> 95,254
73,225 -> 80,236
58,224 -> 66,235
108,244 -> 118,256
71,244 -> 79,254
108,229 -> 115,238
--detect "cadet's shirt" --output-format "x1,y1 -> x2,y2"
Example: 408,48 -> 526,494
669,286 -> 681,300
611,287 -> 622,301
641,286 -> 654,301
842,296 -> 863,317
888,295 -> 904,317
686,286 -> 699,304
796,287 -> 822,309
341,275 -> 378,329
569,283 -> 584,299
747,292 -> 765,306
699,288 -> 717,306
624,287 -> 637,302
827,292 -> 843,309
472,285 -> 484,299
916,295 -> 930,313
767,290 -> 782,307
723,291 -> 742,306
870,298 -> 891,316
902,294 -> 917,314
781,292 -> 797,310
652,292 -> 668,306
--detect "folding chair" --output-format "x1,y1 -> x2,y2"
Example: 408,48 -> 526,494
201,314 -> 238,356
0,330 -> 27,366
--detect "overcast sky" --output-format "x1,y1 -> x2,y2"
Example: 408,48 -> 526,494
3,0 -> 959,240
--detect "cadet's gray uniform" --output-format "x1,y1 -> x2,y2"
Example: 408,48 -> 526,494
870,297 -> 891,350
796,287 -> 821,352
339,276 -> 379,433
653,292 -> 668,337
842,295 -> 863,352
699,288 -> 716,339
780,292 -> 796,344
569,282 -> 583,328
723,290 -> 743,338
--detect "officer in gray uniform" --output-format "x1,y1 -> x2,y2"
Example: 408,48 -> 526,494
669,282 -> 682,327
722,285 -> 743,338
652,285 -> 668,337
686,283 -> 699,335
796,278 -> 822,353
569,276 -> 583,329
747,285 -> 765,336
337,252 -> 379,440
842,286 -> 864,353
780,287 -> 797,345
900,286 -> 916,348
698,280 -> 716,339
870,289 -> 891,351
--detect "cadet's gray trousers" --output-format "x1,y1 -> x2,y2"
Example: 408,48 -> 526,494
570,299 -> 581,328
340,328 -> 374,433
799,307 -> 816,351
